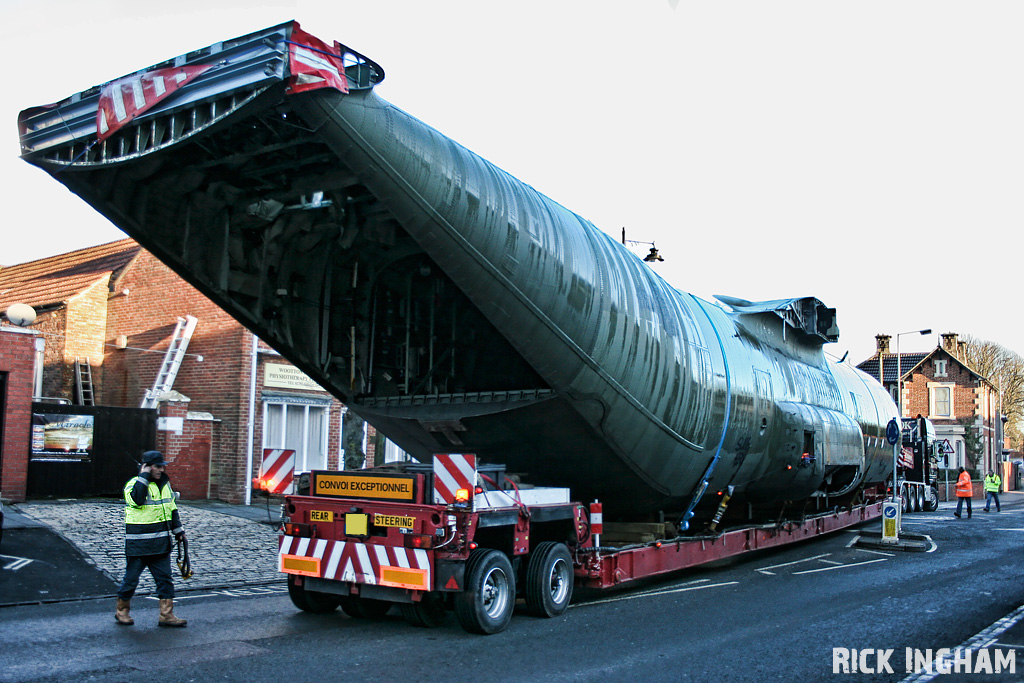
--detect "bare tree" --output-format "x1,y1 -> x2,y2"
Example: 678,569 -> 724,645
961,336 -> 1024,453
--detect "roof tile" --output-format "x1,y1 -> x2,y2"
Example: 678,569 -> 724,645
0,238 -> 141,311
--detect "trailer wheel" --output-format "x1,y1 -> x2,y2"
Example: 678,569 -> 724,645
901,487 -> 911,513
339,595 -> 391,619
400,594 -> 447,628
923,486 -> 939,512
915,485 -> 925,512
454,549 -> 516,635
286,577 -> 340,614
524,541 -> 573,618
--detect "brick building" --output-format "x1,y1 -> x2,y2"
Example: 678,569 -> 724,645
0,326 -> 40,502
857,332 -> 1002,473
0,239 -> 389,503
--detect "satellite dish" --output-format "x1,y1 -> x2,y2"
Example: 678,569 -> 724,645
5,303 -> 37,326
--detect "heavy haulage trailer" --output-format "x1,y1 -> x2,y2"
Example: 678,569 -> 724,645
277,452 -> 883,634
20,22 -> 896,633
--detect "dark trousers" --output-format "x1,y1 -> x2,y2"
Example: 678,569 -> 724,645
118,553 -> 175,600
985,491 -> 1001,512
955,496 -> 972,518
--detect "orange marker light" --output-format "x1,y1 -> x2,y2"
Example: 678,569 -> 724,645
455,488 -> 470,503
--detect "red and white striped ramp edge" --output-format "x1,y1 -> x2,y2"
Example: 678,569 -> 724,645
97,65 -> 212,140
433,453 -> 476,505
279,535 -> 431,586
260,448 -> 295,494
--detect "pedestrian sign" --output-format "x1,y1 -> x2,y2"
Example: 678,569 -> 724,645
938,439 -> 954,455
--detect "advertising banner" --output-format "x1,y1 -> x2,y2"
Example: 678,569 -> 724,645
31,413 -> 94,462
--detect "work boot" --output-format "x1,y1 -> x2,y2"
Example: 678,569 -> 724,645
115,598 -> 134,626
158,598 -> 187,627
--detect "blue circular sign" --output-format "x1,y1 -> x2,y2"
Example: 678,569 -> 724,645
884,505 -> 898,518
886,419 -> 900,445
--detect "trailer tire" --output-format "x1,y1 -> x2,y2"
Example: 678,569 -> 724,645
901,487 -> 911,513
915,485 -> 925,512
400,594 -> 447,628
924,486 -> 939,512
454,549 -> 515,635
339,595 -> 391,619
524,541 -> 573,618
287,577 -> 340,614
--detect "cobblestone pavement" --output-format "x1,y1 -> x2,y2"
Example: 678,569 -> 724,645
15,500 -> 284,594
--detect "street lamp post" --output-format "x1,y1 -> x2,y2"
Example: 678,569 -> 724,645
895,328 -> 932,417
894,328 -> 931,503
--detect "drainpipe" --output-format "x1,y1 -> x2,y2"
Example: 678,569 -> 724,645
244,332 -> 258,505
32,336 -> 45,398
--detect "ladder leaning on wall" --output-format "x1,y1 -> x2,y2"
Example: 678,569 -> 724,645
141,315 -> 198,409
74,357 -> 95,406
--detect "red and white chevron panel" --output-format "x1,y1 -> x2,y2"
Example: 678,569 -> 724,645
260,449 -> 295,494
279,536 -> 431,590
96,65 -> 212,140
898,446 -> 914,469
433,453 -> 476,505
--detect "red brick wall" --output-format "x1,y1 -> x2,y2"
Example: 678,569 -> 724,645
104,252 -> 352,503
104,252 -> 252,502
33,308 -> 69,401
155,399 -> 213,500
0,328 -> 39,501
905,349 -> 999,469
65,278 -> 111,399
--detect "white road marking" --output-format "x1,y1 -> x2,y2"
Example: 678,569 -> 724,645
901,603 -> 1024,682
1,554 -> 36,571
755,553 -> 832,575
792,558 -> 888,575
142,584 -> 288,601
574,579 -> 738,608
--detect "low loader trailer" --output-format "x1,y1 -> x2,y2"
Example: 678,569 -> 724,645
278,453 -> 884,634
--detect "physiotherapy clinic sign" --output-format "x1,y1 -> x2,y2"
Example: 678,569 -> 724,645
31,413 -> 94,462
263,363 -> 324,392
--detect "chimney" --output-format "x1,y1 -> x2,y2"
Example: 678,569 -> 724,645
875,334 -> 891,355
941,332 -> 959,356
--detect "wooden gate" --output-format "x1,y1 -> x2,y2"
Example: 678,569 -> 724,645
27,404 -> 157,498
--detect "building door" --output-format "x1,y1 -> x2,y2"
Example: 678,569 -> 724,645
263,400 -> 329,472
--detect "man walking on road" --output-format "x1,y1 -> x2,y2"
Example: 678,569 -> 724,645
954,466 -> 973,519
984,470 -> 1002,512
115,450 -> 188,627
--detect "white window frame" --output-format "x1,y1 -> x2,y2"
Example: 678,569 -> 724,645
382,438 -> 411,463
934,359 -> 947,377
928,383 -> 955,418
262,396 -> 331,472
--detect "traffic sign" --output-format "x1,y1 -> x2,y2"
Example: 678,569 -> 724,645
886,419 -> 900,445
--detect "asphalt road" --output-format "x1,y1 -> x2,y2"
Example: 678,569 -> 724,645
2,500 -> 1024,682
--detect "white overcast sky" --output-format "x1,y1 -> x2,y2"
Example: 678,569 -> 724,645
2,0 -> 1021,366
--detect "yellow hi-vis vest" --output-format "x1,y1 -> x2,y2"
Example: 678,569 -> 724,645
984,474 -> 1001,493
123,476 -> 182,556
